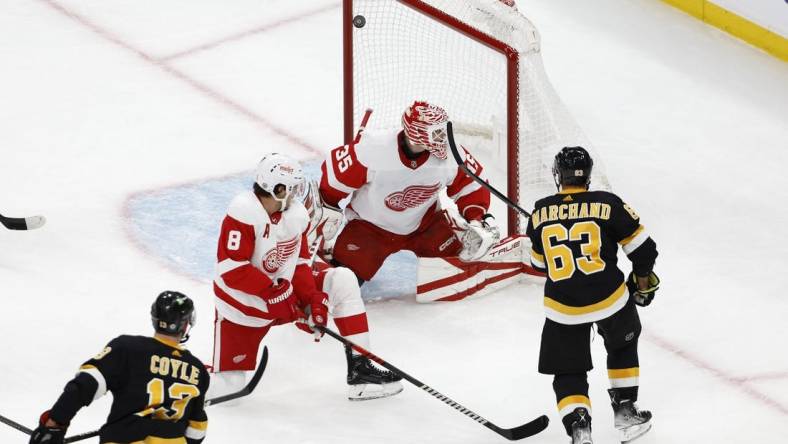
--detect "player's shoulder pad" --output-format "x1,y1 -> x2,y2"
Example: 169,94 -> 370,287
102,334 -> 138,353
227,191 -> 266,226
533,195 -> 554,210
285,200 -> 310,233
589,190 -> 625,206
352,128 -> 400,166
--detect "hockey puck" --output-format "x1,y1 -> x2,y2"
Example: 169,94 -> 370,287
353,15 -> 366,28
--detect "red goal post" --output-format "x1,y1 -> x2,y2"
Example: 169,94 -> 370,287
343,0 -> 609,235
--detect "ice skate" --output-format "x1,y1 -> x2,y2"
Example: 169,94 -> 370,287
608,389 -> 652,443
346,346 -> 403,401
569,407 -> 593,444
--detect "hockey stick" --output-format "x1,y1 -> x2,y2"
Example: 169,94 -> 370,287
317,326 -> 549,441
446,122 -> 531,218
0,213 -> 46,230
0,414 -> 33,435
204,345 -> 268,407
353,108 -> 373,143
3,347 -> 269,443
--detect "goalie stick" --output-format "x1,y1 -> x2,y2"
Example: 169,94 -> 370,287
446,122 -> 531,218
317,326 -> 549,441
354,108 -> 373,143
0,213 -> 46,230
1,347 -> 269,443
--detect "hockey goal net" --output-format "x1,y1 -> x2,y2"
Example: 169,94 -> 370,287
343,0 -> 611,235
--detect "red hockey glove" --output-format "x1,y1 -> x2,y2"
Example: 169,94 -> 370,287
29,411 -> 66,444
295,292 -> 329,341
262,279 -> 298,322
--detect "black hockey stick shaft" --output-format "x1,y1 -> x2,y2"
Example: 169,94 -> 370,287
446,122 -> 531,218
4,347 -> 269,443
0,414 -> 33,435
204,346 -> 268,406
317,326 -> 548,440
0,213 -> 46,230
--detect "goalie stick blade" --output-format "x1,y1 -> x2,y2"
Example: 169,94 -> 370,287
205,345 -> 268,406
493,414 -> 550,440
60,348 -> 269,443
0,214 -> 46,230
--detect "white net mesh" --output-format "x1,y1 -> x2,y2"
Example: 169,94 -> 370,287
348,0 -> 610,233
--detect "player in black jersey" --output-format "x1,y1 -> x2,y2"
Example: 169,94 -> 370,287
525,147 -> 660,444
29,291 -> 210,444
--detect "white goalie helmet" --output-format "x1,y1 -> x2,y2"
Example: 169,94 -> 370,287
255,153 -> 307,210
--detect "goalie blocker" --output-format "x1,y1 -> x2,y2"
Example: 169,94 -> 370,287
416,234 -> 543,303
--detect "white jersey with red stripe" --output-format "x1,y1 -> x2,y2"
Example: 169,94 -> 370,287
320,129 -> 490,235
213,191 -> 311,327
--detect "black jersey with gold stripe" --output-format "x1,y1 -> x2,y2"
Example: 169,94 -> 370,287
49,335 -> 210,444
525,186 -> 658,325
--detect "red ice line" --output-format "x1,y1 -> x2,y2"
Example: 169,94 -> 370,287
735,371 -> 788,382
38,0 -> 324,158
160,3 -> 340,61
645,332 -> 788,417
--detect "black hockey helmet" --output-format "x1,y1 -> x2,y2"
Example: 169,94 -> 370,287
151,291 -> 196,342
553,146 -> 593,189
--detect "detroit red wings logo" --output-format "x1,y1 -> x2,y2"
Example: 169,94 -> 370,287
384,183 -> 441,211
262,235 -> 299,273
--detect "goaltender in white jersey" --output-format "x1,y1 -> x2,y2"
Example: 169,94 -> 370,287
319,102 -> 501,289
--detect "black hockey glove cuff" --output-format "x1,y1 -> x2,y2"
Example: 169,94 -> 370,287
627,271 -> 660,307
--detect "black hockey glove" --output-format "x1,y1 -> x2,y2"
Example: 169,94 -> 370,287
627,270 -> 660,307
29,411 -> 66,444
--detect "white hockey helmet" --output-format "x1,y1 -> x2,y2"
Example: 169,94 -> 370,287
255,153 -> 306,210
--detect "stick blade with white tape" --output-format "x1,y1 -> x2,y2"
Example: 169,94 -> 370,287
0,213 -> 46,230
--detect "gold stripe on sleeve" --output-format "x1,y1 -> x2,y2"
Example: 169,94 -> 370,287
619,225 -> 644,246
188,420 -> 209,431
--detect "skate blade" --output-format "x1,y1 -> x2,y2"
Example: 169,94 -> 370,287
348,382 -> 404,401
620,420 -> 653,443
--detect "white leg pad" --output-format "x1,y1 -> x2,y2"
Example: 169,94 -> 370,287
416,235 -> 543,303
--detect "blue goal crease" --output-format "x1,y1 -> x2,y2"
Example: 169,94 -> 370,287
125,161 -> 416,301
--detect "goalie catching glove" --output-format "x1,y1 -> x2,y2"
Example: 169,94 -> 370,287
627,270 -> 660,307
302,179 -> 344,261
459,213 -> 500,262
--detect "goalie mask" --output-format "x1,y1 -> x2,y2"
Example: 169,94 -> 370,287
402,101 -> 450,160
553,146 -> 593,189
255,153 -> 307,211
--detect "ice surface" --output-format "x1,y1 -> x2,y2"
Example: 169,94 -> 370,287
1,0 -> 786,443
